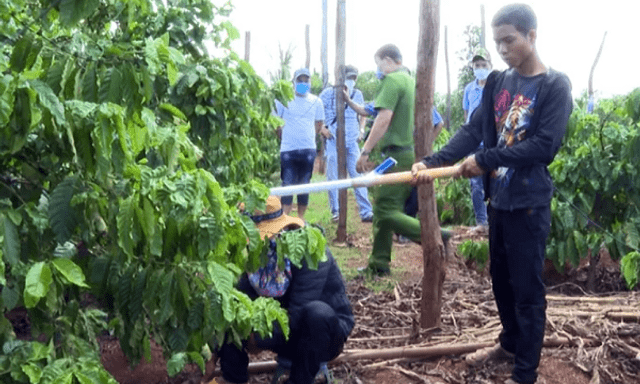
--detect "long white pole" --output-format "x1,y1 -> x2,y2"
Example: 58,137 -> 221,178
270,166 -> 459,197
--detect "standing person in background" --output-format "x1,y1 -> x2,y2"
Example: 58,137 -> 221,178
320,65 -> 374,223
353,44 -> 451,277
463,48 -> 492,234
274,68 -> 329,220
345,91 -> 445,244
412,4 -> 573,383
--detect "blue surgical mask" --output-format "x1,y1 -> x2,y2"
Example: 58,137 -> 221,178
345,79 -> 356,94
473,68 -> 490,81
295,82 -> 310,95
376,69 -> 385,80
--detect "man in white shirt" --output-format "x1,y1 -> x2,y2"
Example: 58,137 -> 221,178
274,68 -> 328,220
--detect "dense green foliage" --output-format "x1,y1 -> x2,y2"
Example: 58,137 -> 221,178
0,0 -> 327,382
547,89 -> 640,288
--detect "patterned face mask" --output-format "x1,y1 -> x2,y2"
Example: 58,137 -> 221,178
247,239 -> 291,297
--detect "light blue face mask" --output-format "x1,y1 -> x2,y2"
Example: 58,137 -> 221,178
376,69 -> 385,80
295,82 -> 310,95
345,79 -> 356,94
474,68 -> 490,81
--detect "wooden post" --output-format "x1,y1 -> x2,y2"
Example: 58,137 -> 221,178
335,0 -> 347,242
415,0 -> 444,329
244,31 -> 250,62
444,26 -> 451,131
480,5 -> 486,48
588,31 -> 607,97
321,0 -> 329,89
305,25 -> 311,69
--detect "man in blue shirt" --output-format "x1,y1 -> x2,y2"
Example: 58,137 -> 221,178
274,68 -> 328,220
319,65 -> 374,223
463,47 -> 492,233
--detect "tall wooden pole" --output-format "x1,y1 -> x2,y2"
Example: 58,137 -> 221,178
480,5 -> 486,48
444,26 -> 451,131
244,31 -> 250,62
335,0 -> 347,242
416,0 -> 444,328
321,0 -> 329,88
588,31 -> 607,97
305,24 -> 311,69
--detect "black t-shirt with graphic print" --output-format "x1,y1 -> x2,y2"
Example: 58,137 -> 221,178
489,70 -> 545,208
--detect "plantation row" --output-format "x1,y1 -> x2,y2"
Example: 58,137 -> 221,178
1,1 -> 639,384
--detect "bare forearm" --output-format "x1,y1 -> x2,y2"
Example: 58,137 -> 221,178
347,98 -> 369,116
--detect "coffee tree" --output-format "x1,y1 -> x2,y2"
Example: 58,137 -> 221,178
548,88 -> 640,289
0,0 -> 324,382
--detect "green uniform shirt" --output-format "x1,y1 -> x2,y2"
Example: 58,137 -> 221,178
374,69 -> 415,150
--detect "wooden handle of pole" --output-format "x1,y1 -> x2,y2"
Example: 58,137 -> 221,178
371,165 -> 460,187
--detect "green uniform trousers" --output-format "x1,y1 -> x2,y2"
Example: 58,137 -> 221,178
369,148 -> 420,270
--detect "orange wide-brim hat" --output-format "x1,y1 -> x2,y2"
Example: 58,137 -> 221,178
250,196 -> 305,239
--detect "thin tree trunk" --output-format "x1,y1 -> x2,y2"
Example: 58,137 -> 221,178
321,0 -> 329,89
335,0 -> 347,242
588,31 -> 607,97
416,0 -> 443,328
305,25 -> 311,70
244,31 -> 250,62
444,26 -> 451,131
480,5 -> 486,48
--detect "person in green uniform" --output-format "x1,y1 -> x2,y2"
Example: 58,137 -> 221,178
355,44 -> 450,276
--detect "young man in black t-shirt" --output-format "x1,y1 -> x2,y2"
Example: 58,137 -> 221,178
412,4 -> 573,384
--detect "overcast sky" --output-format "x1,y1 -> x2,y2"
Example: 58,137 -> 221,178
220,0 -> 640,99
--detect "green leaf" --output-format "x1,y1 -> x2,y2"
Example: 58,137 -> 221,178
24,262 -> 53,308
166,352 -> 187,377
99,67 -> 122,104
2,215 -> 20,266
22,363 -> 42,383
117,196 -> 136,258
2,285 -> 19,310
159,103 -> 187,121
28,79 -> 66,126
49,176 -> 79,244
620,251 -> 640,289
82,63 -> 99,102
52,258 -> 90,288
59,0 -> 99,26
10,35 -> 32,72
188,351 -> 205,373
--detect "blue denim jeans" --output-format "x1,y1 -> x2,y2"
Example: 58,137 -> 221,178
280,149 -> 317,207
325,140 -> 372,219
469,175 -> 488,225
489,205 -> 550,384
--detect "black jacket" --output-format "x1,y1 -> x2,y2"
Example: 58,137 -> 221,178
238,248 -> 354,340
423,68 -> 573,210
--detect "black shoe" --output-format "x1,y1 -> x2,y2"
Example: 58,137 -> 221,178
357,265 -> 390,277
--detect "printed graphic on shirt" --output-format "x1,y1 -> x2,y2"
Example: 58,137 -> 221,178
490,72 -> 543,196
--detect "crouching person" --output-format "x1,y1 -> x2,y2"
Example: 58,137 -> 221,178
217,196 -> 354,384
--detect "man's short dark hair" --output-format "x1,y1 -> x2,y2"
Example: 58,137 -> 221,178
491,3 -> 537,36
374,44 -> 402,63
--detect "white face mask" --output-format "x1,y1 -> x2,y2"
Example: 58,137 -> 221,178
345,79 -> 356,94
474,68 -> 490,81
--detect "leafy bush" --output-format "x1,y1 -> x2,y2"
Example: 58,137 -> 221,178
548,88 -> 640,285
457,239 -> 489,271
0,0 -> 327,382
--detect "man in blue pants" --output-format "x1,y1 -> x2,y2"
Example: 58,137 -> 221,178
463,47 -> 492,233
319,65 -> 374,223
412,4 -> 573,383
